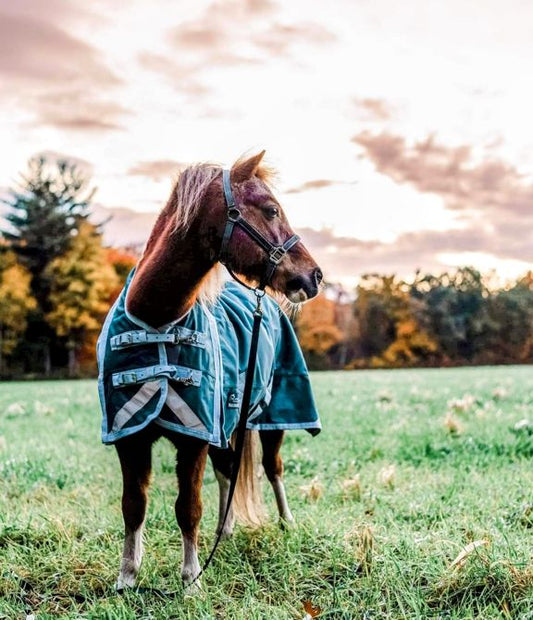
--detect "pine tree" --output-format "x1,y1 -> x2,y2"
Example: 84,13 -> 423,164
2,155 -> 95,305
2,155 -> 96,373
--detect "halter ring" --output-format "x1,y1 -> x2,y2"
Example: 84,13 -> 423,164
227,207 -> 241,222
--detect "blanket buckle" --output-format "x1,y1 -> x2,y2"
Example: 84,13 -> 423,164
120,371 -> 137,385
185,333 -> 199,345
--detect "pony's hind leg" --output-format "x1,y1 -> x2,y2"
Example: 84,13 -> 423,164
115,431 -> 154,589
260,430 -> 294,524
173,436 -> 209,588
209,446 -> 235,538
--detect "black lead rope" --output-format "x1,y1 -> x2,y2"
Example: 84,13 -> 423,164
187,170 -> 299,588
117,168 -> 294,597
186,290 -> 264,589
116,292 -> 264,598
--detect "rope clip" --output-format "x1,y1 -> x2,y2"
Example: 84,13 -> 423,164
254,288 -> 265,316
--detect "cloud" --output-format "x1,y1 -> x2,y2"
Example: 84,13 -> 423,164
127,159 -> 185,181
90,205 -> 158,248
353,131 -> 533,266
245,0 -> 278,14
33,92 -> 130,132
171,9 -> 335,57
254,22 -> 336,55
172,23 -> 226,49
297,226 -> 504,280
0,2 -> 128,132
0,13 -> 118,86
137,52 -> 211,97
353,132 -> 533,216
286,179 -> 350,194
141,1 -> 336,94
353,98 -> 393,121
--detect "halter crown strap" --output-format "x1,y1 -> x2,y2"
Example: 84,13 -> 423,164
222,168 -> 235,208
219,170 -> 238,265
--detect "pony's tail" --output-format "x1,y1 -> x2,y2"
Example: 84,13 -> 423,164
232,430 -> 265,527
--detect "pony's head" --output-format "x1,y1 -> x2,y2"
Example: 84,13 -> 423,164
178,152 -> 322,303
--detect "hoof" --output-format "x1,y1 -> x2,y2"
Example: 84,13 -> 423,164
279,515 -> 295,530
115,572 -> 136,591
183,575 -> 202,596
215,528 -> 234,541
115,581 -> 132,593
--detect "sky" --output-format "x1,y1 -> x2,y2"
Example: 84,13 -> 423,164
1,0 -> 532,287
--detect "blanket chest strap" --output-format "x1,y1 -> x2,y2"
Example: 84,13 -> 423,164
110,328 -> 206,350
112,364 -> 202,388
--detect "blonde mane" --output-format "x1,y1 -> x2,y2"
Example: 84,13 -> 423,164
173,162 -> 222,237
172,159 -> 276,237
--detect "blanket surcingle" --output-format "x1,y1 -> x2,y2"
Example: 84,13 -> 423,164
97,273 -> 321,447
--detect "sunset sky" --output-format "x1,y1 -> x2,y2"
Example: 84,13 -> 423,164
1,0 -> 532,287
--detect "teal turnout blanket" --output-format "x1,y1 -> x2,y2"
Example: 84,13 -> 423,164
97,273 -> 321,447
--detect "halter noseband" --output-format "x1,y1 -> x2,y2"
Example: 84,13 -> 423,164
219,169 -> 300,290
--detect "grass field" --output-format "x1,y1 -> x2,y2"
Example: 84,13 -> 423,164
1,366 -> 533,619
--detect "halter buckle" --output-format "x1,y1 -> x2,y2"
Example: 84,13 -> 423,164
269,246 -> 286,265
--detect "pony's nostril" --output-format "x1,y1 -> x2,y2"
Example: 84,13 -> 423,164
313,268 -> 323,286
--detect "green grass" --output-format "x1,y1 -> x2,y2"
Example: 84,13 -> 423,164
1,366 -> 533,618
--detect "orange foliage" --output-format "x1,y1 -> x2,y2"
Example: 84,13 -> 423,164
105,247 -> 138,301
297,293 -> 344,355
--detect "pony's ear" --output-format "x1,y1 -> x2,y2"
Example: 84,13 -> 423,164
231,151 -> 266,183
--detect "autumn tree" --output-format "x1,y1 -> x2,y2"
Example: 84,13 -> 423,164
45,222 -> 118,376
105,247 -> 138,301
0,250 -> 37,373
2,155 -> 95,373
355,274 -> 438,367
296,292 -> 345,369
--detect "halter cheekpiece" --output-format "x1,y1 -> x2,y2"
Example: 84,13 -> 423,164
219,169 -> 300,291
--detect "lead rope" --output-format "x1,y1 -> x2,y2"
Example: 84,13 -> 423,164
116,290 -> 265,599
185,288 -> 265,589
117,168 -> 287,597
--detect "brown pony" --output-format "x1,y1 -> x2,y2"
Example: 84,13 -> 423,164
110,151 -> 321,590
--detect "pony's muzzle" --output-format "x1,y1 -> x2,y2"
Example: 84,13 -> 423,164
286,267 -> 322,302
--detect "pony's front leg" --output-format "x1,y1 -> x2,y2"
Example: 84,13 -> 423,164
209,446 -> 235,538
260,430 -> 294,524
174,437 -> 209,588
115,433 -> 153,589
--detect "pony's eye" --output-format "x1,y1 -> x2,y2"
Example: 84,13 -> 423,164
265,206 -> 279,219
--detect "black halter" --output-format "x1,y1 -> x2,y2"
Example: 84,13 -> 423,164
219,169 -> 300,290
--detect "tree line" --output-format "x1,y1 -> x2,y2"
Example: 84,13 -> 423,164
297,269 -> 533,370
0,156 -> 136,377
1,156 -> 531,377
